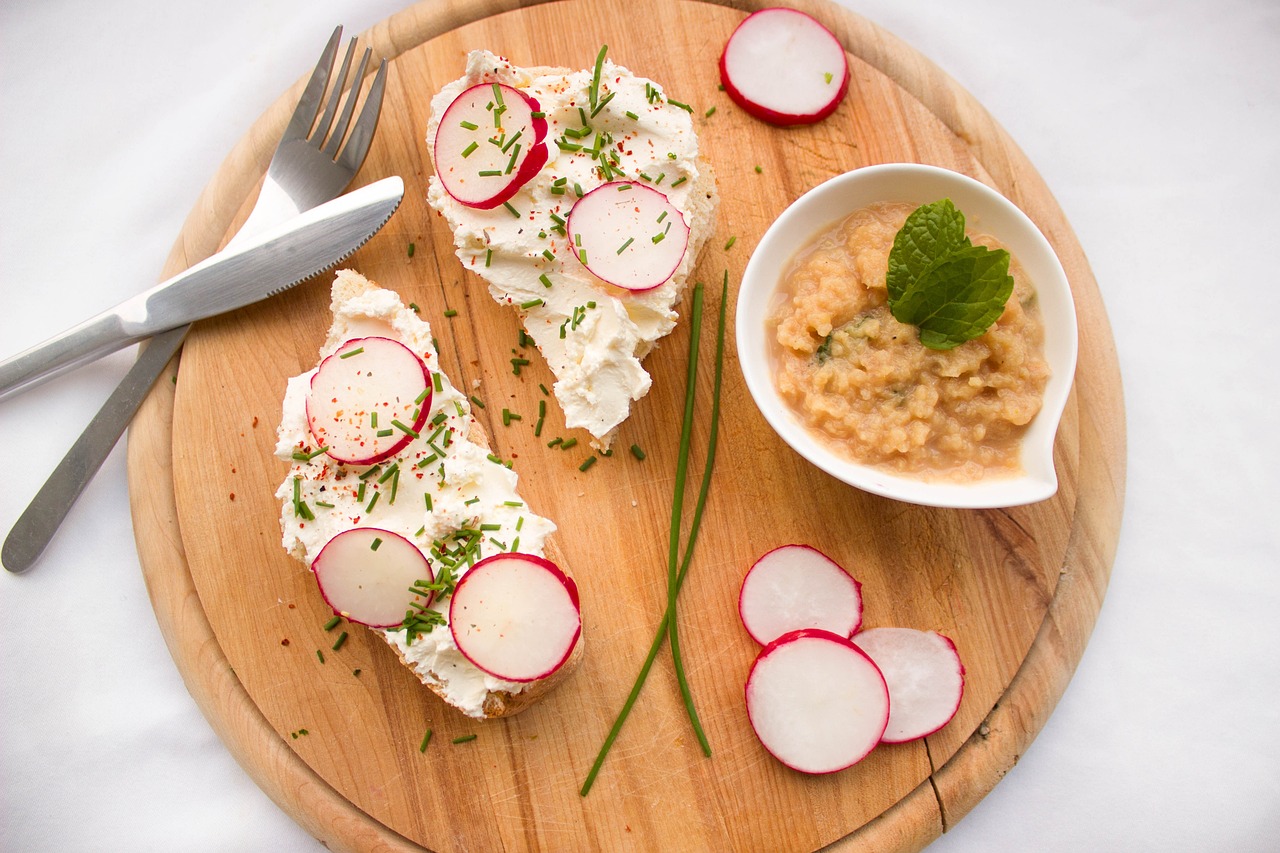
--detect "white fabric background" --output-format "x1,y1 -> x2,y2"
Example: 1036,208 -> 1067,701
2,1 -> 1277,850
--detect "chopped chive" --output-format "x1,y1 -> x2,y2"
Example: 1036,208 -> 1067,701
377,464 -> 399,484
432,373 -> 443,393
574,182 -> 584,197
724,236 -> 737,251
667,98 -> 693,112
461,141 -> 478,158
376,428 -> 394,438
547,437 -> 563,448
452,734 -> 478,745
590,90 -> 616,118
460,120 -> 479,130
392,420 -> 420,438
407,243 -> 416,257
370,411 -> 379,429
503,201 -> 520,218
589,44 -> 608,109
504,500 -> 524,507
314,501 -> 335,509
704,106 -> 716,118
477,169 -> 504,177
754,165 -> 763,174
324,615 -> 342,631
370,537 -> 383,551
331,631 -> 348,651
485,248 -> 493,267
630,444 -> 646,461
578,248 -> 588,265
409,302 -> 420,312
419,729 -> 433,752
560,437 -> 578,451
670,176 -> 687,187
531,111 -> 545,118
338,346 -> 364,359
520,298 -> 544,310
470,395 -> 485,410
579,456 -> 597,472
824,71 -> 834,84
292,445 -> 330,462
316,649 -> 325,664
365,491 -> 380,513
625,110 -> 640,120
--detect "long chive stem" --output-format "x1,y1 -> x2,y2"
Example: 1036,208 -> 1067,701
580,280 -> 728,796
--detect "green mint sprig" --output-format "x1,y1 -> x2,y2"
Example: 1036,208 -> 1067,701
886,198 -> 1014,350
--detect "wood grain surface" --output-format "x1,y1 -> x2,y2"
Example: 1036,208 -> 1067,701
126,1 -> 1126,850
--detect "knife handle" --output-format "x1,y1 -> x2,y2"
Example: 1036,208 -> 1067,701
0,306 -> 143,401
2,324 -> 188,573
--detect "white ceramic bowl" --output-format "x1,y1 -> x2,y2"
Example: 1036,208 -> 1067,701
736,163 -> 1078,509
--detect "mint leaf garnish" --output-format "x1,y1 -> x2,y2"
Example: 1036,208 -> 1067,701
887,199 -> 1014,350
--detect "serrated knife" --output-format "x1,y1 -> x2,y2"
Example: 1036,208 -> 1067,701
0,175 -> 404,401
1,175 -> 403,574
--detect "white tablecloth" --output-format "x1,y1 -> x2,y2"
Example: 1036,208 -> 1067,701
3,1 -> 1277,849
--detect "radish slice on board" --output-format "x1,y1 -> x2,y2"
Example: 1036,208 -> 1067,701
449,553 -> 581,683
719,8 -> 849,126
306,336 -> 432,466
853,627 -> 965,743
312,528 -> 434,628
738,544 -> 862,645
745,628 -> 889,774
433,82 -> 550,209
566,181 -> 689,292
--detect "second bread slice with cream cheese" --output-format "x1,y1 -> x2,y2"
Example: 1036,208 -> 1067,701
426,49 -> 718,450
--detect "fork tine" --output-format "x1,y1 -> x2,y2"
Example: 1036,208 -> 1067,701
283,26 -> 343,143
312,37 -> 358,147
336,58 -> 388,175
322,47 -> 372,159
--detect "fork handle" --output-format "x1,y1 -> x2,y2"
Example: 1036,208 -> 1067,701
2,324 -> 188,573
0,309 -> 141,402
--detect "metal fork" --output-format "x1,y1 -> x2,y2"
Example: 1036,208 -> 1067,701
3,26 -> 388,574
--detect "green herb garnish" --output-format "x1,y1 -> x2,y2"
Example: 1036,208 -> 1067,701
886,198 -> 1014,350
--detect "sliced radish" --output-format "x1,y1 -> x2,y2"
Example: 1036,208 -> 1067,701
449,553 -> 581,683
566,181 -> 689,292
312,528 -> 434,628
852,627 -> 965,743
306,336 -> 431,466
745,628 -> 889,774
719,8 -> 849,126
433,82 -> 550,209
739,544 -> 862,645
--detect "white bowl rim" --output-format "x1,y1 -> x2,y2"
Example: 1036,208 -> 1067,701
735,163 -> 1079,509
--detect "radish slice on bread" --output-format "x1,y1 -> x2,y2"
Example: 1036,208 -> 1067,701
853,627 -> 965,743
306,336 -> 432,466
745,628 -> 889,774
450,553 -> 581,683
434,82 -> 550,209
739,544 -> 862,644
567,181 -> 689,292
312,528 -> 434,628
719,8 -> 849,126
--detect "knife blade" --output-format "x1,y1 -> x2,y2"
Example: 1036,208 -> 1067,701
0,175 -> 404,401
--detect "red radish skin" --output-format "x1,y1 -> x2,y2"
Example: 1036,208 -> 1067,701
449,553 -> 581,683
312,528 -> 435,629
853,627 -> 966,743
745,628 -> 889,774
566,181 -> 690,292
738,544 -> 862,645
305,337 -> 432,466
719,8 -> 849,126
433,83 -> 550,209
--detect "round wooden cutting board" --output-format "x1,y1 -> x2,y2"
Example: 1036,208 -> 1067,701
127,1 -> 1125,850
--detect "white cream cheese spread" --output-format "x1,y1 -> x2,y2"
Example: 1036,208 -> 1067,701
426,50 -> 717,449
275,270 -> 556,717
